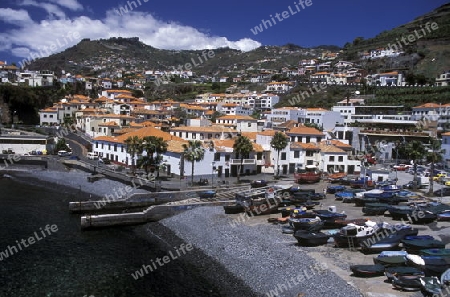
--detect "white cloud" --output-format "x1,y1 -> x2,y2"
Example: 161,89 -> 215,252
19,0 -> 66,19
46,0 -> 83,11
0,8 -> 33,25
1,9 -> 261,59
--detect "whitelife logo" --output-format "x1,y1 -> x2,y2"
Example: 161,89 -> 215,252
250,0 -> 313,35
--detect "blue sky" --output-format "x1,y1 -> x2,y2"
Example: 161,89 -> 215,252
0,0 -> 448,65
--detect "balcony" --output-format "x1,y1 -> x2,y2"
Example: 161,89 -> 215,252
230,159 -> 256,165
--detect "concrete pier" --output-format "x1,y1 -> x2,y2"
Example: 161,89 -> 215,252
80,201 -> 235,230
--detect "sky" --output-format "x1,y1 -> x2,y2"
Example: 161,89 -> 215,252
0,0 -> 448,65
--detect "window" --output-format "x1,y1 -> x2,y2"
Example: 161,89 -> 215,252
101,143 -> 104,149
108,144 -> 111,150
281,152 -> 286,160
338,156 -> 343,162
121,146 -> 124,152
257,152 -> 262,160
214,152 -> 220,161
248,122 -> 252,127
225,154 -> 230,161
329,156 -> 335,162
44,115 -> 47,118
306,151 -> 314,157
192,133 -> 196,139
208,134 -> 212,139
95,142 -> 98,148
294,151 -> 300,158
306,160 -> 313,165
49,115 -> 53,118
114,144 -> 117,152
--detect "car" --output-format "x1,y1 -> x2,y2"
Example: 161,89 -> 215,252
445,180 -> 450,187
433,187 -> 450,197
99,158 -> 111,165
251,180 -> 268,188
393,164 -> 407,171
57,150 -> 72,157
433,172 -> 448,181
69,155 -> 80,160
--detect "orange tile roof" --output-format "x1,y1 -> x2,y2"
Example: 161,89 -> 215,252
379,71 -> 398,76
258,130 -> 277,137
217,115 -> 256,121
106,89 -> 132,93
413,103 -> 441,108
166,140 -> 189,153
329,140 -> 352,148
306,108 -> 328,112
93,126 -> 183,144
290,142 -> 320,150
99,121 -> 120,127
317,142 -> 345,153
170,126 -> 237,133
287,126 -> 323,136
241,132 -> 258,140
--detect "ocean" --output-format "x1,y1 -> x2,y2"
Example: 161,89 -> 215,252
0,175 -> 243,297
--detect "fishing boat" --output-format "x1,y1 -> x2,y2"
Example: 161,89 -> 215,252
373,250 -> 408,267
420,276 -> 442,296
198,190 -> 216,198
349,264 -> 385,277
312,209 -> 347,223
437,210 -> 450,221
391,275 -> 422,291
326,185 -> 347,194
420,249 -> 450,257
387,205 -> 414,219
325,218 -> 367,230
362,203 -> 390,216
333,220 -> 379,248
401,237 -> 446,253
289,216 -> 323,232
294,230 -> 330,246
294,165 -> 321,184
407,254 -> 450,277
360,232 -> 405,254
385,266 -> 424,282
441,268 -> 450,286
354,196 -> 379,207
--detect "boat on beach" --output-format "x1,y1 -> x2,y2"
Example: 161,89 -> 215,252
293,230 -> 330,246
289,216 -> 323,232
349,264 -> 385,277
333,220 -> 379,248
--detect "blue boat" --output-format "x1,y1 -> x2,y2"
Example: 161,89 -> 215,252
327,185 -> 347,194
198,190 -> 216,198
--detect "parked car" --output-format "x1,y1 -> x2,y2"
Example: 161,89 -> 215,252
433,188 -> 450,197
393,164 -> 408,171
57,150 -> 72,157
251,180 -> 268,188
99,158 -> 111,165
433,172 -> 448,181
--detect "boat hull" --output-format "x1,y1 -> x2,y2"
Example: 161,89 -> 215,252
294,230 -> 330,246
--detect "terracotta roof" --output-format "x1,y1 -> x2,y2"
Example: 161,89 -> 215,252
212,139 -> 262,153
413,103 -> 441,109
329,140 -> 352,149
287,126 -> 324,136
317,142 -> 345,153
93,126 -> 183,144
170,126 -> 237,133
306,108 -> 328,112
241,132 -> 258,140
167,140 -> 189,153
258,130 -> 277,137
99,121 -> 120,127
217,115 -> 256,121
106,89 -> 132,93
290,142 -> 320,150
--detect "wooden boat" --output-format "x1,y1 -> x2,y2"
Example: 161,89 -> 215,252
223,204 -> 244,214
437,210 -> 450,222
441,268 -> 450,286
392,275 -> 422,291
362,203 -> 390,216
407,255 -> 450,277
387,205 -> 416,220
349,264 -> 385,277
294,165 -> 321,184
373,251 -> 408,267
289,216 -> 323,232
312,209 -> 347,223
333,220 -> 379,248
401,237 -> 446,253
360,232 -> 405,254
385,266 -> 424,282
420,249 -> 450,257
294,230 -> 330,246
420,276 -> 442,296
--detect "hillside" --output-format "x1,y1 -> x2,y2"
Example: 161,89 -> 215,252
342,3 -> 450,79
26,38 -> 328,77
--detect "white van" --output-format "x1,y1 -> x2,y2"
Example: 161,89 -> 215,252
87,152 -> 99,160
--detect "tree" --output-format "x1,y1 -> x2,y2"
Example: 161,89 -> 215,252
233,136 -> 253,182
182,140 -> 205,185
138,136 -> 168,178
404,140 -> 426,190
427,138 -> 444,195
270,132 -> 289,178
125,136 -> 143,175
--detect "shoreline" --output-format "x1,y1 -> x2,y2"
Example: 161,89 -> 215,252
3,166 -> 260,296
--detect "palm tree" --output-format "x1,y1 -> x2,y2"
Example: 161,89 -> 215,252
124,136 -> 143,175
233,136 -> 253,182
404,140 -> 426,190
182,140 -> 205,185
270,132 -> 289,178
138,136 -> 168,175
427,138 -> 444,195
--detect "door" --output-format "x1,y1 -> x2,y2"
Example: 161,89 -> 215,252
225,168 -> 230,177
217,166 -> 223,177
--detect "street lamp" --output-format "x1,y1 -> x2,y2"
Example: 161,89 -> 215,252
212,161 -> 216,188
